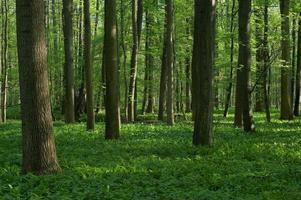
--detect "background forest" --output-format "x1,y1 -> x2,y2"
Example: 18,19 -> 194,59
0,0 -> 301,199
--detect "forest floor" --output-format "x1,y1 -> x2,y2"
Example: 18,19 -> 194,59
0,111 -> 301,199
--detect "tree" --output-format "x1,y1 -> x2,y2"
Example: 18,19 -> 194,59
279,0 -> 293,120
223,0 -> 236,118
165,0 -> 174,126
62,0 -> 75,123
294,12 -> 301,116
16,0 -> 60,174
192,0 -> 216,146
127,0 -> 143,122
1,0 -> 8,123
83,0 -> 95,130
104,0 -> 120,139
235,0 -> 255,132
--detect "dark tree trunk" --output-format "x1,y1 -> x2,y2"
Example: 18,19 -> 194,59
263,0 -> 271,122
279,0 -> 293,120
192,0 -> 216,146
16,0 -> 60,175
158,39 -> 167,121
104,0 -> 120,139
237,0 -> 255,132
254,8 -> 265,112
84,0 -> 95,130
294,12 -> 301,116
223,0 -> 235,118
62,0 -> 75,123
165,0 -> 174,126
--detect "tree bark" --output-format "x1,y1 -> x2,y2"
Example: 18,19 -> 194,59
127,0 -> 143,122
62,0 -> 75,123
223,0 -> 235,118
165,0 -> 174,126
84,0 -> 94,130
279,0 -> 293,120
192,0 -> 216,146
294,12 -> 301,116
238,0 -> 255,132
104,0 -> 120,139
16,0 -> 60,175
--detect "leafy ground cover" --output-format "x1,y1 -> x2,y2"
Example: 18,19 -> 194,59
1,111 -> 301,199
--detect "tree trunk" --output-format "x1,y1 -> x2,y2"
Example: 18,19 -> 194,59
192,0 -> 216,146
158,39 -> 167,121
263,0 -> 271,122
294,12 -> 301,116
237,0 -> 255,132
62,0 -> 75,123
254,8 -> 265,112
84,0 -> 95,130
104,0 -> 120,139
165,0 -> 174,126
1,0 -> 8,123
279,0 -> 293,120
16,0 -> 60,175
223,0 -> 235,118
127,0 -> 143,122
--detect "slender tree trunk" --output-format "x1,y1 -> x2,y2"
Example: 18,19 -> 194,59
185,19 -> 191,113
158,39 -> 167,121
165,0 -> 174,126
254,8 -> 265,112
223,0 -> 235,117
279,0 -> 293,120
146,9 -> 155,113
294,12 -> 301,116
1,0 -> 8,123
192,0 -> 216,146
62,0 -> 75,123
238,0 -> 255,132
84,0 -> 94,130
104,0 -> 120,139
16,0 -> 60,175
291,18 -> 297,110
127,0 -> 143,122
263,0 -> 271,122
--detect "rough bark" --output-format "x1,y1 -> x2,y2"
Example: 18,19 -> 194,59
279,0 -> 293,120
165,0 -> 174,126
237,0 -> 255,132
104,0 -> 120,139
16,0 -> 60,175
84,0 -> 94,130
62,0 -> 75,123
192,0 -> 216,146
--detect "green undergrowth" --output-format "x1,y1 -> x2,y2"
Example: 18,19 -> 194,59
0,111 -> 301,199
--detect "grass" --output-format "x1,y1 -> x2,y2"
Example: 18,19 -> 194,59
0,111 -> 301,199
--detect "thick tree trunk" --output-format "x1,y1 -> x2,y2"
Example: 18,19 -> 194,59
104,0 -> 120,139
84,0 -> 95,130
294,13 -> 301,116
165,0 -> 174,126
192,0 -> 216,146
62,0 -> 75,123
16,0 -> 60,175
279,0 -> 293,120
237,0 -> 255,132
